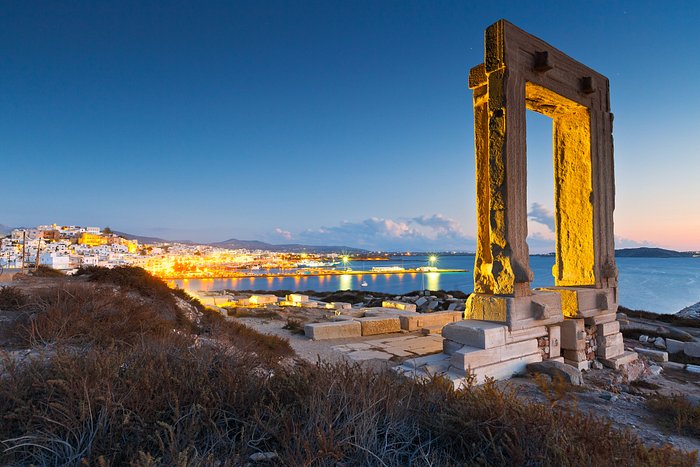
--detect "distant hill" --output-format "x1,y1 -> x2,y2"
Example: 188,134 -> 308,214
0,224 -> 11,236
615,247 -> 694,258
113,231 -> 194,245
113,231 -> 366,253
211,238 -> 367,253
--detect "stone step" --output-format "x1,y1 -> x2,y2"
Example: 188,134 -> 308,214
453,352 -> 543,386
505,326 -> 547,344
584,312 -> 617,325
634,347 -> 668,363
601,350 -> 638,370
441,320 -> 508,349
420,325 -> 443,336
451,339 -> 539,371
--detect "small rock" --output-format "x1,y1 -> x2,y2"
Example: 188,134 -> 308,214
648,364 -> 663,376
666,338 -> 686,354
600,391 -> 618,402
639,335 -> 649,343
654,338 -> 666,349
415,297 -> 429,307
686,364 -> 700,374
591,360 -> 603,370
684,342 -> 700,358
249,452 -> 278,462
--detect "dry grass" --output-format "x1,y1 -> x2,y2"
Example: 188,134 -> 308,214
283,317 -> 305,335
0,269 -> 695,465
0,286 -> 28,311
1,352 -> 694,466
647,394 -> 700,438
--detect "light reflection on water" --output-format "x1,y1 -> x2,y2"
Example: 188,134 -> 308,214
170,254 -> 700,314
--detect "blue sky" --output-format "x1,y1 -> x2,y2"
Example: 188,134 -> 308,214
2,1 -> 699,251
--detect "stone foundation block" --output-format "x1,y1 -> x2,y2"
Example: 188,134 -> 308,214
562,349 -> 587,362
464,352 -> 542,384
564,359 -> 591,371
561,319 -> 585,350
597,320 -> 620,336
596,332 -> 623,348
451,339 -> 538,370
441,320 -> 507,349
548,325 -> 561,358
601,350 -> 638,370
382,300 -> 417,312
443,339 -> 463,355
583,312 -> 617,325
597,341 -> 624,359
357,317 -> 401,336
400,311 -> 462,331
506,326 -> 547,344
304,321 -> 361,340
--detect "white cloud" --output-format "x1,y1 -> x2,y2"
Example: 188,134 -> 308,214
271,214 -> 475,251
528,202 -> 555,232
274,227 -> 292,240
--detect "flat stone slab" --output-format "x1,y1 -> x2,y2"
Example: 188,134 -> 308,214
356,316 -> 401,336
601,350 -> 638,370
347,350 -> 394,361
399,310 -> 462,331
441,320 -> 507,349
451,339 -> 539,371
527,360 -> 584,386
382,300 -> 417,312
304,321 -> 361,340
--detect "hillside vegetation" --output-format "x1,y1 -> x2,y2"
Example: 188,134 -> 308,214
0,267 -> 695,465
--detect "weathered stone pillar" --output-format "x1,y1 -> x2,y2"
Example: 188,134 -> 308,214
467,19 -> 619,327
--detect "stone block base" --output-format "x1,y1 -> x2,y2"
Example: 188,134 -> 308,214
304,321 -> 361,340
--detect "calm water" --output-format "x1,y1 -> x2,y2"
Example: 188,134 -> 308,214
171,254 -> 700,314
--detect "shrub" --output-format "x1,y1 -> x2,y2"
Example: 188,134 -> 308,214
0,286 -> 27,311
283,317 -> 305,334
647,394 -> 700,438
0,355 -> 694,466
30,265 -> 65,277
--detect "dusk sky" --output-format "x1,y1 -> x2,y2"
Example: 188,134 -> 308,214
2,1 -> 699,252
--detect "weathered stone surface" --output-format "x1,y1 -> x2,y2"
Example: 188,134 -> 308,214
443,339 -> 463,355
597,320 -> 620,336
662,361 -> 685,371
382,300 -> 417,312
601,350 -> 638,369
564,359 -> 591,371
347,350 -> 394,361
598,342 -> 624,359
441,320 -> 507,349
462,353 -> 543,384
654,337 -> 667,349
506,326 -> 548,344
287,294 -> 309,303
596,332 -> 623,348
249,294 -> 278,305
560,319 -> 585,350
684,342 -> 700,358
399,311 -> 462,332
686,364 -> 700,374
451,339 -> 538,370
356,317 -> 401,336
583,312 -> 617,325
548,325 -> 561,358
666,338 -> 685,354
304,321 -> 361,340
562,349 -> 586,362
634,347 -> 668,363
527,360 -> 584,385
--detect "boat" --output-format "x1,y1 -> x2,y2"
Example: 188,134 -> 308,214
361,281 -> 368,287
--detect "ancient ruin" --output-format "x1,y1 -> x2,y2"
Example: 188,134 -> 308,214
399,20 -> 637,384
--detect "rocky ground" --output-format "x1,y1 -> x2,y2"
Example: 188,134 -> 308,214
236,307 -> 700,456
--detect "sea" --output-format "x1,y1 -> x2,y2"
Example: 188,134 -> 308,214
170,254 -> 700,315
